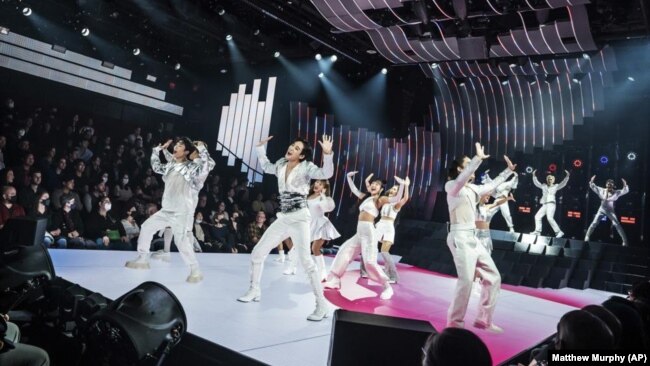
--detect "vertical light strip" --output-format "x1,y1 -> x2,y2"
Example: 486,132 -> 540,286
257,77 -> 277,173
216,106 -> 229,151
236,94 -> 252,170
222,93 -> 238,157
242,79 -> 262,172
252,101 -> 266,182
228,84 -> 247,165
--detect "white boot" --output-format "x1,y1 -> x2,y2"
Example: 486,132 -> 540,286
125,253 -> 150,269
381,252 -> 399,284
306,268 -> 329,321
274,251 -> 286,263
313,255 -> 327,281
238,262 -> 263,302
380,284 -> 394,300
151,249 -> 171,262
323,274 -> 341,289
508,227 -> 515,233
237,287 -> 261,302
555,231 -> 564,238
283,248 -> 297,275
186,264 -> 203,283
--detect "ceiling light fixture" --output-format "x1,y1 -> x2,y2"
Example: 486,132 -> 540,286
81,28 -> 90,37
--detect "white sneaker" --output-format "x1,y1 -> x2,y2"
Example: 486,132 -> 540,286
509,228 -> 515,233
125,254 -> 150,269
237,287 -> 261,302
307,300 -> 329,321
584,236 -> 590,241
274,252 -> 286,263
556,231 -> 564,238
323,276 -> 341,289
151,250 -> 171,262
473,321 -> 504,334
380,285 -> 394,300
186,266 -> 203,283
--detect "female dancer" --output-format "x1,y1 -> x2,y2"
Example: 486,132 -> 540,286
445,142 -> 516,333
374,178 -> 410,283
323,172 -> 405,300
476,193 -> 515,254
283,179 -> 340,280
532,169 -> 570,238
482,171 -> 518,233
584,176 -> 629,246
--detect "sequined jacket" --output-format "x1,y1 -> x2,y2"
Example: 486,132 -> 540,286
151,144 -> 216,194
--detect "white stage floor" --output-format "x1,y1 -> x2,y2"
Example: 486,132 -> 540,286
49,250 -> 615,366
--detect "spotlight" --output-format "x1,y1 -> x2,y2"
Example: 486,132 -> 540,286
274,51 -> 280,58
381,68 -> 388,75
431,63 -> 438,69
627,152 -> 637,161
220,68 -> 228,74
548,163 -> 557,172
132,48 -> 140,56
582,53 -> 590,60
22,7 -> 32,16
318,72 -> 324,78
81,28 -> 90,37
315,53 -> 322,60
501,80 -> 509,85
572,159 -> 583,168
226,34 -> 233,41
525,166 -> 534,174
218,7 -> 226,16
366,49 -> 377,54
530,80 -> 537,85
600,155 -> 609,165
627,76 -> 635,82
330,55 -> 338,62
459,82 -> 465,87
253,29 -> 260,36
174,63 -> 181,70
509,63 -> 516,68
572,78 -> 580,83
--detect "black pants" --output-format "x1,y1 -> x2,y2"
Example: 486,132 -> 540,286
0,323 -> 49,366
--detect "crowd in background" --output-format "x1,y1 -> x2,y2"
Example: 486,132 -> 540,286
0,97 -> 286,254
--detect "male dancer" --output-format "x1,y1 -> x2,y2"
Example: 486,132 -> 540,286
445,142 -> 516,333
585,176 -> 629,246
482,171 -> 518,233
125,138 -> 213,282
238,135 -> 333,322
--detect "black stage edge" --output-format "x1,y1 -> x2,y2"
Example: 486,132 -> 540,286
399,220 -> 650,295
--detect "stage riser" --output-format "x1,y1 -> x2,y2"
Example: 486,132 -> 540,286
399,221 -> 649,295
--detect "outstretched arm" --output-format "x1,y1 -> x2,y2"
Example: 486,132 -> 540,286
588,175 -> 600,194
487,194 -> 515,210
346,172 -> 366,199
386,177 -> 406,204
394,177 -> 411,209
305,135 -> 334,179
532,170 -> 544,189
447,142 -> 489,197
187,142 -> 215,186
151,140 -> 172,175
475,155 -> 516,196
618,179 -> 630,196
556,170 -> 570,190
255,136 -> 279,175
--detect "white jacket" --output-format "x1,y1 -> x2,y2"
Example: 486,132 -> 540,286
533,174 -> 569,204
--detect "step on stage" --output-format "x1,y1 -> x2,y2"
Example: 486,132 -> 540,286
50,250 -> 615,366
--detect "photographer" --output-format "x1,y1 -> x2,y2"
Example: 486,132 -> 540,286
0,313 -> 50,366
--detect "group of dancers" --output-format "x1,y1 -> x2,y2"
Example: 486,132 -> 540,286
123,135 -> 630,330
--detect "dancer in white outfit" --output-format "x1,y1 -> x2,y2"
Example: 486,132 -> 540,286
531,169 -> 570,238
476,193 -> 515,254
125,138 -> 213,282
482,171 -> 518,233
445,142 -> 516,333
237,135 -> 334,322
375,178 -> 411,283
584,176 -> 629,246
283,179 -> 340,280
323,172 -> 405,300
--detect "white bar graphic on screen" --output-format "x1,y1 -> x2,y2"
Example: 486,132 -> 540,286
256,77 -> 277,174
242,79 -> 262,173
222,93 -> 238,157
252,101 -> 266,182
236,94 -> 252,164
229,84 -> 247,165
216,106 -> 229,151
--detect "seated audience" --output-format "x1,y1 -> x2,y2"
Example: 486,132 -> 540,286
0,185 -> 25,229
422,328 -> 491,366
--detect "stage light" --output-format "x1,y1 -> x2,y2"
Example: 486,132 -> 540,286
459,82 -> 465,87
548,163 -> 557,172
582,53 -> 590,59
600,155 -> 609,165
81,28 -> 90,37
572,159 -> 583,168
132,48 -> 140,56
509,63 -> 516,68
627,76 -> 635,82
525,166 -> 534,173
315,53 -> 322,60
501,80 -> 509,85
253,29 -> 260,36
220,68 -> 228,74
381,68 -> 387,75
330,55 -> 338,62
567,211 -> 582,218
530,80 -> 537,85
572,78 -> 579,83
366,49 -> 377,54
318,72 -> 324,78
274,51 -> 280,58
85,282 -> 186,364
22,7 -> 32,16
627,151 -> 637,161
174,63 -> 181,70
226,34 -> 233,41
431,63 -> 438,69
217,7 -> 226,16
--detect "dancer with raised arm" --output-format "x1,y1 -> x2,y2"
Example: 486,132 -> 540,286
531,169 -> 570,238
374,178 -> 410,283
585,176 -> 629,246
283,179 -> 340,280
237,135 -> 334,322
323,172 -> 405,300
445,142 -> 516,333
482,171 -> 518,233
476,193 -> 515,254
125,138 -> 213,283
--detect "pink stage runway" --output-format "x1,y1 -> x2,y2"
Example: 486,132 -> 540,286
50,250 -> 615,366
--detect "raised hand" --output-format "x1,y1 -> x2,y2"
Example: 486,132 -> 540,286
394,176 -> 406,185
475,142 -> 490,160
318,134 -> 333,154
590,175 -> 596,183
508,193 -> 516,202
365,173 -> 374,182
347,171 -> 358,178
405,176 -> 411,186
564,170 -> 570,175
194,140 -> 206,147
621,178 -> 627,186
160,139 -> 173,149
256,136 -> 274,147
533,169 -> 537,175
504,155 -> 517,171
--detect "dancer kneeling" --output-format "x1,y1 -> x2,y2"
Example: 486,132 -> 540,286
445,142 -> 516,333
323,172 -> 405,300
237,135 -> 334,322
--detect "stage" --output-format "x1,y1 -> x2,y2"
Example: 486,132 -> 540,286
49,250 -> 616,366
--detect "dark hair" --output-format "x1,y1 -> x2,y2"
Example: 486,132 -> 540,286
447,156 -> 468,180
582,305 -> 623,348
174,136 -> 197,158
422,328 -> 491,366
630,281 -> 650,303
293,137 -> 313,162
606,179 -> 616,187
60,193 -> 75,206
310,179 -> 331,197
556,310 -> 615,350
602,296 -> 649,350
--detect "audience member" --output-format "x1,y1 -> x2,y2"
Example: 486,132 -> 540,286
422,328 -> 491,366
51,176 -> 82,211
0,185 -> 25,229
18,170 -> 42,213
246,211 -> 268,252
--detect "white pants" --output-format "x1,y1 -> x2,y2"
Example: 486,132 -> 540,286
497,201 -> 514,229
586,208 -> 628,244
329,221 -> 389,287
137,210 -> 198,266
476,229 -> 493,254
249,208 -> 324,301
534,203 -> 561,234
447,224 -> 501,328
